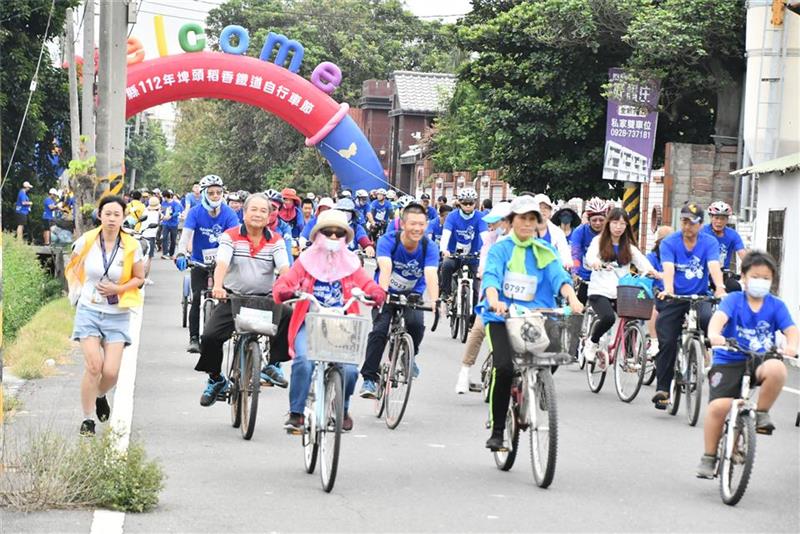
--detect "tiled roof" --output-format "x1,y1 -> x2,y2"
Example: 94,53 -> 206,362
391,71 -> 457,114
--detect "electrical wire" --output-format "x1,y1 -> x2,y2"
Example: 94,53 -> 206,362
2,0 -> 56,188
129,0 -> 144,37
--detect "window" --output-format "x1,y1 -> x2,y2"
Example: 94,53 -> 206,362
766,209 -> 785,291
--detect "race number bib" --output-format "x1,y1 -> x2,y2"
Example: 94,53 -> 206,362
202,248 -> 218,264
455,241 -> 471,253
389,272 -> 417,292
375,210 -> 386,221
502,271 -> 537,302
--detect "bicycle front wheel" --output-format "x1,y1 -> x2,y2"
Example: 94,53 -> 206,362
459,283 -> 470,344
613,322 -> 646,403
685,339 -> 704,426
667,352 -> 682,416
481,353 -> 493,404
319,367 -> 344,493
493,404 -> 519,471
529,368 -> 558,488
719,413 -> 756,506
239,339 -> 261,440
227,341 -> 242,429
385,334 -> 414,429
303,395 -> 318,474
585,356 -> 606,393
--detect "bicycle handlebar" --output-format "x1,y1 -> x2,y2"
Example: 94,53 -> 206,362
662,294 -> 721,305
716,338 -> 783,361
385,293 -> 433,312
284,290 -> 376,312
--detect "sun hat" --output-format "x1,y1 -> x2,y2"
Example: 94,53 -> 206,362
510,195 -> 541,215
483,202 -> 512,223
310,209 -> 354,242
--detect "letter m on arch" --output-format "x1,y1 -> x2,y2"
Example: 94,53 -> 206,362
260,32 -> 305,73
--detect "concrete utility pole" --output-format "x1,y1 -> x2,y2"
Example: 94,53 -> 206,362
65,8 -> 81,160
95,0 -> 128,188
129,113 -> 142,191
81,0 -> 95,157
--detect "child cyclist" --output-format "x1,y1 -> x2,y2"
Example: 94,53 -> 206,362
697,250 -> 798,478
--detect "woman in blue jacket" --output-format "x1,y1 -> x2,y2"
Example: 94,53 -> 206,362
480,195 -> 583,451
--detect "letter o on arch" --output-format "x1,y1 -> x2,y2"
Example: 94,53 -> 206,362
219,25 -> 250,55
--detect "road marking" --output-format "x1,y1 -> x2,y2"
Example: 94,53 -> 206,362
89,305 -> 144,534
353,434 -> 368,438
427,443 -> 446,448
487,515 -> 499,520
782,386 -> 800,396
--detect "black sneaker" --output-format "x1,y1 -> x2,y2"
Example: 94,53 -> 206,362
756,411 -> 775,435
187,337 -> 201,353
95,396 -> 110,422
80,419 -> 96,436
284,413 -> 304,434
485,430 -> 505,451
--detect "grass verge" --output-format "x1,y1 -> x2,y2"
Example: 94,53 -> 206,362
4,298 -> 75,379
0,428 -> 165,512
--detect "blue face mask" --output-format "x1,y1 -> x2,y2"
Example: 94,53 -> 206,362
459,209 -> 475,221
201,190 -> 222,211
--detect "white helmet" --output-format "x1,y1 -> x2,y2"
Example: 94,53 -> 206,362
584,197 -> 609,216
458,188 -> 478,202
708,201 -> 732,216
396,195 -> 415,209
199,174 -> 224,190
356,189 -> 368,199
376,188 -> 387,196
386,190 -> 397,200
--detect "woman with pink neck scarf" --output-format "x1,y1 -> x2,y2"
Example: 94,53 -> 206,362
274,209 -> 386,433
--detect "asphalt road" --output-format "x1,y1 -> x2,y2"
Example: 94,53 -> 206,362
7,258 -> 798,533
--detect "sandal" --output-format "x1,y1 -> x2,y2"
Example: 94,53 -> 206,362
651,391 -> 669,410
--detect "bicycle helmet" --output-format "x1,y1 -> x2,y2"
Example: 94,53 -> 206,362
458,188 -> 478,202
227,192 -> 241,202
356,189 -> 369,199
339,189 -> 352,198
199,174 -> 224,190
708,201 -> 732,216
584,197 -> 609,216
237,190 -> 249,201
396,195 -> 415,209
335,198 -> 356,213
386,190 -> 397,200
376,188 -> 387,196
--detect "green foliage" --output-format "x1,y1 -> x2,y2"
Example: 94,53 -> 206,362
125,118 -> 168,190
5,298 -> 74,379
429,83 -> 494,173
2,233 -> 54,342
435,0 -> 744,199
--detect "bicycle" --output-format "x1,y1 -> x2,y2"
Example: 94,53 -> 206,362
181,272 -> 191,328
285,289 -> 373,493
445,252 -> 479,343
707,339 -> 783,506
189,259 -> 217,335
490,307 -> 577,489
663,294 -> 720,426
372,293 -> 433,429
222,294 -> 278,440
368,219 -> 387,243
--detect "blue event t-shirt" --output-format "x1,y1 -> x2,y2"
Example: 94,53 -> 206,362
313,280 -> 344,308
183,204 -> 240,263
442,209 -> 487,255
160,200 -> 183,227
701,224 -> 744,269
347,222 -> 368,251
426,205 -> 437,221
570,223 -> 598,280
376,233 -> 439,294
427,217 -> 444,244
185,193 -> 201,211
15,189 -> 31,215
369,199 -> 393,223
659,231 -> 720,296
712,292 -> 794,365
355,202 -> 369,225
42,197 -> 57,220
646,251 -> 664,292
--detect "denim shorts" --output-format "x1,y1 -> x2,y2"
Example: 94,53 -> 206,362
72,304 -> 132,346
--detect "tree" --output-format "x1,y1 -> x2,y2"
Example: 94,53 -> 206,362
436,0 -> 745,199
125,117 -> 168,191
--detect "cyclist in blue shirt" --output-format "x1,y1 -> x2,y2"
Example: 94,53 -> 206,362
227,191 -> 244,223
333,198 -> 375,257
42,188 -> 59,245
702,201 -> 746,291
184,182 -> 202,213
697,251 -> 798,478
175,175 -> 240,353
367,188 -> 394,231
419,192 -> 437,221
426,204 -> 453,244
15,180 -> 33,241
360,203 -> 439,398
160,190 -> 183,258
354,189 -> 370,225
439,188 -> 489,302
652,202 -> 727,410
645,225 -> 673,358
479,195 -> 583,451
570,198 -> 608,304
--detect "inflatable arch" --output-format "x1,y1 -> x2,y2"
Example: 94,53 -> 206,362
125,51 -> 388,191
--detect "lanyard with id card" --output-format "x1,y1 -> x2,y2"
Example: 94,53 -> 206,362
92,236 -> 121,305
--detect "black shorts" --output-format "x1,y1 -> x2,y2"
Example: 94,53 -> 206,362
707,360 -> 763,402
15,213 -> 28,226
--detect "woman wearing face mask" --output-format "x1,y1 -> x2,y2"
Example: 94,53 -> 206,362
273,209 -> 387,434
581,208 -> 657,363
66,195 -> 145,436
698,251 -> 798,478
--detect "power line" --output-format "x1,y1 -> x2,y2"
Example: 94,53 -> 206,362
2,0 -> 57,188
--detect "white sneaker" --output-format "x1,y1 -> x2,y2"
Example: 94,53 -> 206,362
583,341 -> 598,363
455,366 -> 470,394
145,278 -> 154,286
647,339 -> 659,358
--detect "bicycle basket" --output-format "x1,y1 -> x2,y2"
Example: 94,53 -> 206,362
506,312 -> 550,355
543,313 -> 583,355
305,312 -> 370,365
617,285 -> 654,319
231,295 -> 278,336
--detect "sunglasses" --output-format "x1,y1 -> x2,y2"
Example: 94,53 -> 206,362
320,228 -> 347,239
460,201 -> 475,206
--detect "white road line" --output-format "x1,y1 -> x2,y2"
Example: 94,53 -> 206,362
89,304 -> 144,534
782,386 -> 800,396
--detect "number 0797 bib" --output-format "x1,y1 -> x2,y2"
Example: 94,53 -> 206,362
502,271 -> 537,301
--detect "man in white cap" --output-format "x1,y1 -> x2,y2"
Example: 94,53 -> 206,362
15,180 -> 34,241
533,193 -> 572,269
41,188 -> 60,245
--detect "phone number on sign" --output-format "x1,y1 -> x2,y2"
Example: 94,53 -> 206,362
610,128 -> 651,139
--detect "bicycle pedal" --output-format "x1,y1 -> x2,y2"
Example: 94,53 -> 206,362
468,383 -> 482,392
756,427 -> 774,436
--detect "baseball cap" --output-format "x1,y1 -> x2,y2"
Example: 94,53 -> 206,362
49,188 -> 59,195
22,181 -> 33,188
680,202 -> 704,224
510,195 -> 541,215
483,202 -> 512,223
533,193 -> 553,209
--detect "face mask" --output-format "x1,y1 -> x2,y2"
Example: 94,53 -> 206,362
459,209 -> 475,221
745,278 -> 771,299
324,239 -> 341,252
202,190 -> 222,210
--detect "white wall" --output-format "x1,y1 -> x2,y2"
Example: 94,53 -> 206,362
754,170 -> 800,321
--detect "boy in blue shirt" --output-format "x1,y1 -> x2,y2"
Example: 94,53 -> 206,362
697,251 -> 798,478
160,190 -> 183,258
652,203 -> 727,410
15,180 -> 33,241
42,188 -> 59,245
367,188 -> 394,233
360,203 -> 439,398
439,188 -> 489,303
426,204 -> 453,244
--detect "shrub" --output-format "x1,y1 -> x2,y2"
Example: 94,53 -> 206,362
2,233 -> 54,342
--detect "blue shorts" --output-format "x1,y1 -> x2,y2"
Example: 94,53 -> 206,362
72,304 -> 132,346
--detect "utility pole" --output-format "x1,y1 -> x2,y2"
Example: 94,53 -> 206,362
65,8 -> 81,160
129,113 -> 142,191
95,0 -> 128,191
81,0 -> 95,158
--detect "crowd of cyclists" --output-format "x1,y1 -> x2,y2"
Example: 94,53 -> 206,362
73,173 -> 797,489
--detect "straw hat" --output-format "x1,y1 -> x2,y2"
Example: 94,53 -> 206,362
310,209 -> 354,242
